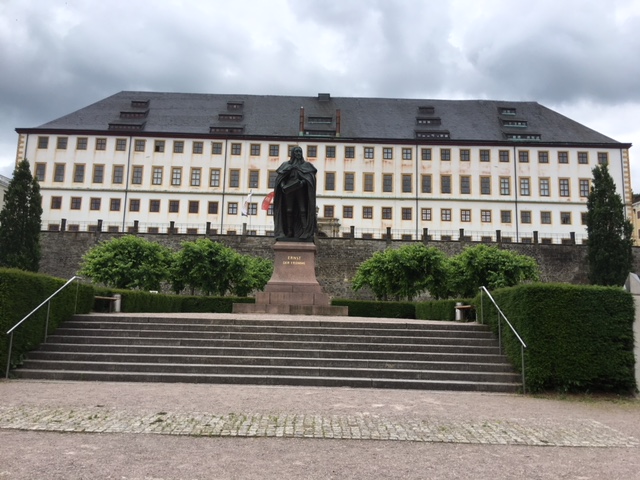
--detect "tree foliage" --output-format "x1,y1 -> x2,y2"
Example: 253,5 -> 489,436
79,235 -> 173,290
0,159 -> 43,272
586,164 -> 634,286
352,244 -> 539,300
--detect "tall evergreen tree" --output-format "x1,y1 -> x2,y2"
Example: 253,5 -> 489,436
586,164 -> 633,286
0,159 -> 43,271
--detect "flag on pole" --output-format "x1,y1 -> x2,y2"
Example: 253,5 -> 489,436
241,191 -> 253,216
262,191 -> 275,210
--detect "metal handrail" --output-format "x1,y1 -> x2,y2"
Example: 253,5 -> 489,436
5,275 -> 82,379
478,286 -> 527,393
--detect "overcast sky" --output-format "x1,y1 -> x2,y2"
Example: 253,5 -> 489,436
2,0 -> 640,190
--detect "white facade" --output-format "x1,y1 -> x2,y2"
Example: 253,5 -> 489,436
15,92 -> 633,244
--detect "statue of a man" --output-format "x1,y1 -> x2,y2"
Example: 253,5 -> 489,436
273,146 -> 317,241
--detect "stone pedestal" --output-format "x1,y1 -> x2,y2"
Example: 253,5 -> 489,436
233,241 -> 348,316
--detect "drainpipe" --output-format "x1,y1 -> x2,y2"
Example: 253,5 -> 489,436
122,135 -> 133,232
220,139 -> 229,232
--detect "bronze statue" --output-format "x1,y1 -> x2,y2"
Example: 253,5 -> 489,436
273,146 -> 317,241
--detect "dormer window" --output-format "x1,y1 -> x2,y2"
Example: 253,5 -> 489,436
415,130 -> 450,139
308,116 -> 332,124
505,133 -> 541,140
499,107 -> 517,115
131,100 -> 150,109
418,106 -> 435,115
210,126 -> 244,134
218,113 -> 243,121
417,117 -> 441,126
108,122 -> 146,131
120,110 -> 149,119
502,119 -> 528,128
227,101 -> 244,110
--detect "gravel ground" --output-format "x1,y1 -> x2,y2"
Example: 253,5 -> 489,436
1,379 -> 639,479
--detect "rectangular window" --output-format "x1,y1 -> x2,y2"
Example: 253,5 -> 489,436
56,137 -> 68,149
112,165 -> 124,184
461,209 -> 471,222
90,198 -> 101,211
578,152 -> 588,164
173,141 -> 184,154
306,145 -> 317,158
364,173 -> 374,192
499,150 -> 510,162
421,208 -> 432,221
212,142 -> 223,155
149,200 -> 160,213
579,179 -> 590,197
51,196 -> 62,209
401,208 -> 412,220
362,206 -> 373,219
250,144 -> 261,156
35,163 -> 46,181
582,212 -> 588,225
402,148 -> 413,160
326,146 -> 336,158
70,197 -> 81,210
208,202 -> 219,214
152,167 -> 163,185
541,211 -> 551,224
110,199 -> 121,211
499,177 -> 510,195
480,176 -> 491,195
96,138 -> 107,151
364,147 -> 374,159
344,172 -> 355,191
460,176 -> 471,194
169,200 -> 180,213
129,199 -> 140,212
558,151 -> 569,164
325,172 -> 335,191
382,207 -> 392,220
131,166 -> 143,185
440,148 -> 451,161
134,139 -> 145,152
54,164 -> 65,182
441,175 -> 451,194
421,148 -> 432,161
323,205 -> 334,218
344,146 -> 355,159
383,147 -> 393,160
518,151 -> 529,163
210,169 -> 220,187
171,167 -> 182,186
192,141 -> 203,154
229,169 -> 240,187
559,178 -> 570,197
191,168 -> 201,187
268,170 -> 277,189
480,149 -> 490,162
343,206 -> 353,218
231,143 -> 241,155
460,149 -> 470,162
441,209 -> 452,221
521,210 -> 532,224
248,170 -> 259,189
402,174 -> 412,193
188,201 -> 199,214
538,151 -> 549,163
154,140 -> 165,153
228,203 -> 239,215
73,164 -> 85,183
519,177 -> 530,196
561,212 -> 572,225
481,210 -> 492,222
539,178 -> 550,196
269,144 -> 279,156
115,138 -> 127,151
92,165 -> 104,184
501,210 -> 512,223
421,174 -> 432,194
76,137 -> 87,150
598,152 -> 608,165
382,174 -> 393,192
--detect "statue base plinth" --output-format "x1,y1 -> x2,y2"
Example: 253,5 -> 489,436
232,241 -> 348,317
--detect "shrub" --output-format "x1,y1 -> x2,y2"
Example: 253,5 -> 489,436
416,299 -> 474,321
332,299 -> 416,318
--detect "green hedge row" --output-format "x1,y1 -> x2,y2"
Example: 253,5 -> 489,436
415,299 -> 474,321
93,288 -> 255,313
332,299 -> 416,318
0,269 -> 94,372
473,284 -> 636,393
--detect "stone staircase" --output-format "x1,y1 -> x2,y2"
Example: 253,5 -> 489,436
12,314 -> 521,392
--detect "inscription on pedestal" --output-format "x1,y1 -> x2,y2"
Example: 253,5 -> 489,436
283,255 -> 306,266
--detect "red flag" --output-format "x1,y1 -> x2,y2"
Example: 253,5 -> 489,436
262,191 -> 275,210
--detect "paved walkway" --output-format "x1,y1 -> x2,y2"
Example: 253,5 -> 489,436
1,379 -> 639,479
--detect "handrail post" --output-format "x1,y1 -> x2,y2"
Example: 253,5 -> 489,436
5,332 -> 13,379
44,300 -> 51,343
521,344 -> 526,394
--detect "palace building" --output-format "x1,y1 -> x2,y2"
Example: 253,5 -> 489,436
14,91 -> 633,243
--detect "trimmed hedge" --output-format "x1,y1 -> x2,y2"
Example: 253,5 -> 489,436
0,269 -> 94,372
415,298 -> 474,321
473,283 -> 636,393
332,299 -> 416,318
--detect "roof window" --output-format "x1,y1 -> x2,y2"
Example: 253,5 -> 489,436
308,116 -> 332,124
210,126 -> 244,134
131,100 -> 150,109
502,120 -> 528,128
227,101 -> 244,110
505,133 -> 541,140
499,107 -> 517,116
218,113 -> 243,121
415,131 -> 450,139
418,106 -> 435,115
417,117 -> 441,126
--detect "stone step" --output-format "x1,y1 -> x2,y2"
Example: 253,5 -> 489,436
13,369 -> 521,393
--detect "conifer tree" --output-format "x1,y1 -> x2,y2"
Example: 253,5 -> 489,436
586,164 -> 633,286
0,159 -> 43,271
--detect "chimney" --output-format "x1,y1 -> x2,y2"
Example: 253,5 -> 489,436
318,93 -> 331,102
336,109 -> 341,137
299,106 -> 305,135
